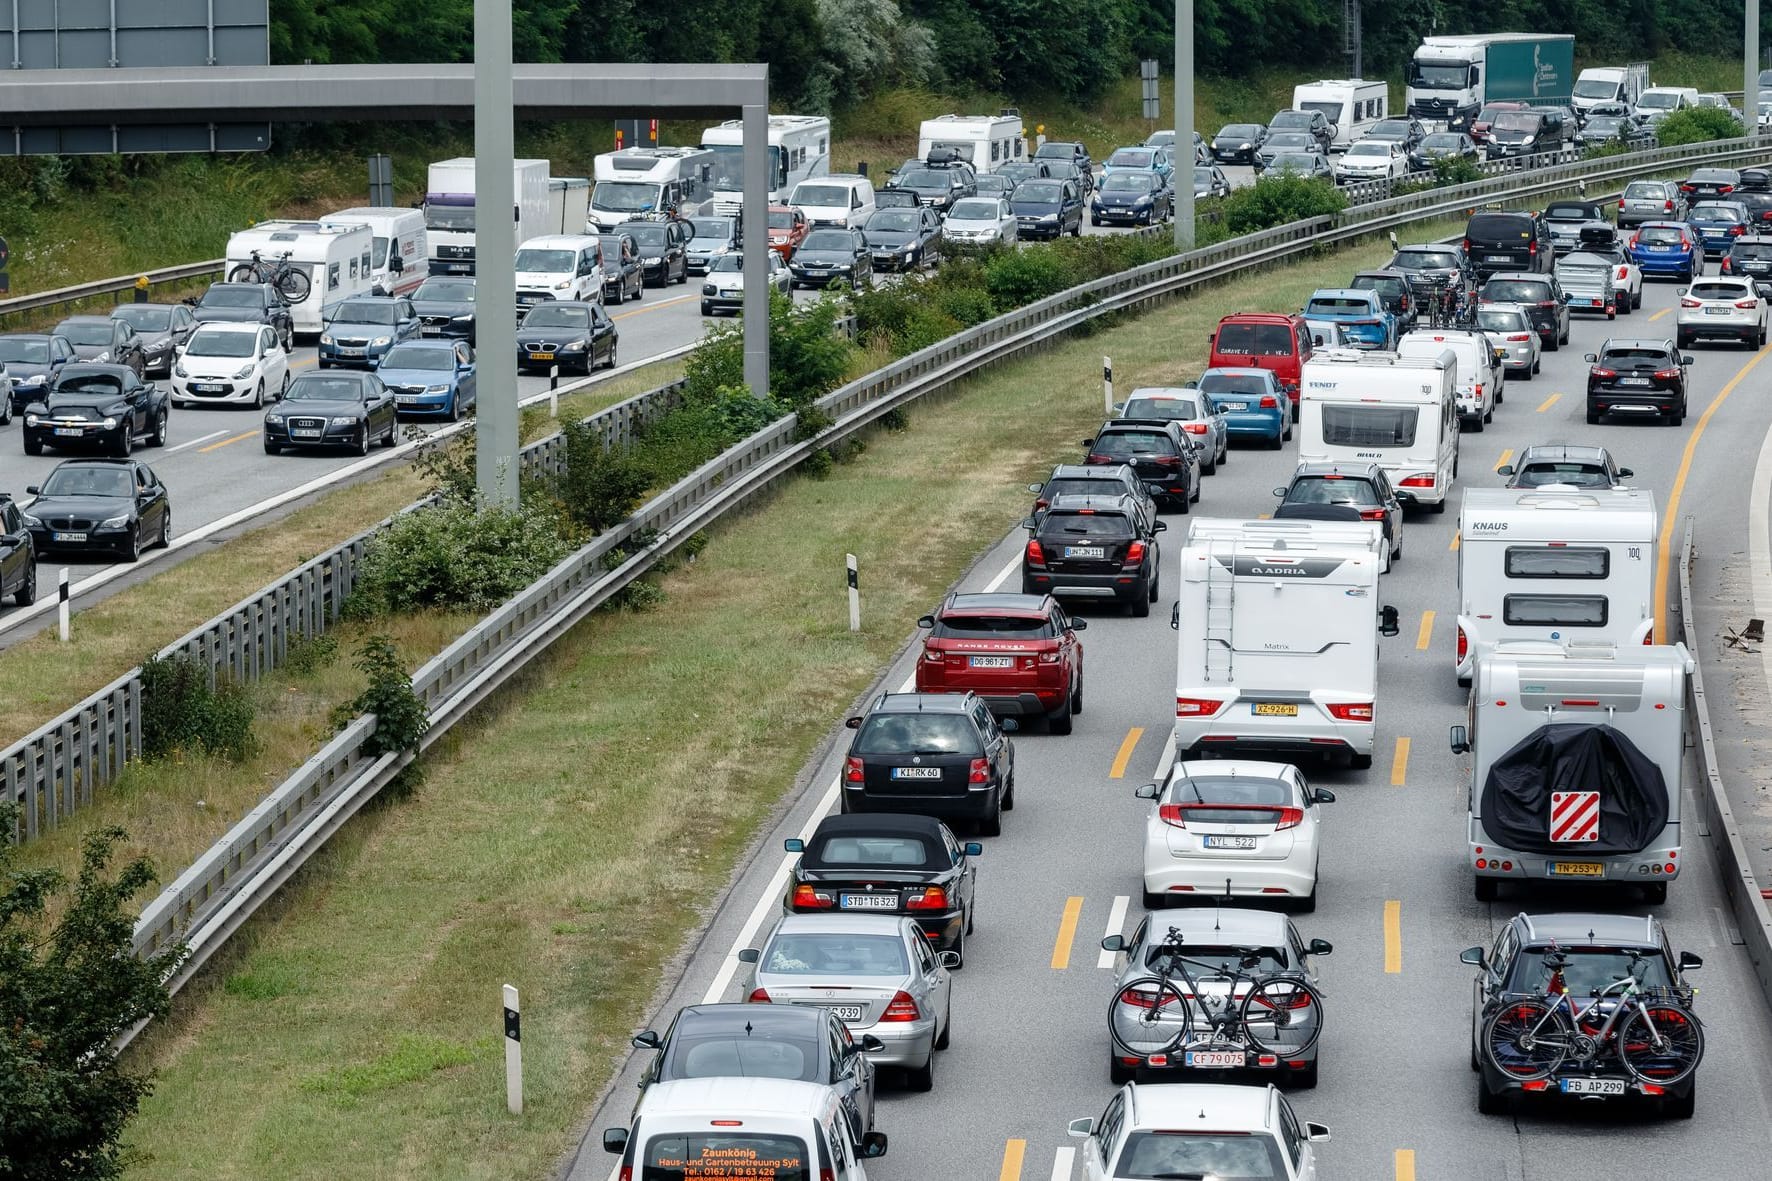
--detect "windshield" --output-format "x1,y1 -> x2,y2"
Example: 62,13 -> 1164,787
184,328 -> 257,358
414,278 -> 474,302
522,305 -> 592,329
1015,181 -> 1063,202
702,143 -> 785,192
58,323 -> 112,346
1574,78 -> 1619,99
1107,149 -> 1155,169
948,199 -> 1002,221
1494,113 -> 1541,132
1269,112 -> 1310,128
1217,124 -> 1263,139
514,249 -> 576,273
933,613 -> 1055,640
1113,1131 -> 1287,1180
590,180 -> 660,212
689,218 -> 733,241
641,1132 -> 810,1181
1270,154 -> 1321,172
1266,134 -> 1315,150
1102,172 -> 1154,192
333,302 -> 397,325
1034,142 -> 1076,159
0,339 -> 49,364
424,203 -> 475,231
1478,104 -> 1522,122
1484,280 -> 1551,301
371,236 -> 388,269
895,169 -> 949,190
1586,118 -> 1628,135
1372,120 -> 1412,137
111,306 -> 170,332
800,229 -> 853,252
1348,142 -> 1391,157
1124,395 -> 1201,419
202,287 -> 264,308
285,376 -> 365,402
853,712 -> 979,756
767,210 -> 800,230
53,374 -> 124,397
39,466 -> 132,497
867,211 -> 917,232
710,255 -> 764,274
1318,406 -> 1419,447
1215,323 -> 1294,355
1422,134 -> 1463,149
379,345 -> 452,370
761,933 -> 911,976
792,183 -> 851,206
1411,61 -> 1469,90
1640,92 -> 1681,110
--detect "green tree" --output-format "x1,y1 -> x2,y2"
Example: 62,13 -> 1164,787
0,808 -> 182,1180
1651,107 -> 1744,147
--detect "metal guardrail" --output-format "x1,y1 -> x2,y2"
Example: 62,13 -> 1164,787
0,258 -> 225,320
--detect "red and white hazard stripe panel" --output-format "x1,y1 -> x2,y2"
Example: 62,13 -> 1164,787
1550,791 -> 1600,843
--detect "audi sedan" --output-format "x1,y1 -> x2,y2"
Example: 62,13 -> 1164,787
788,228 -> 873,289
262,371 -> 398,455
1687,201 -> 1752,258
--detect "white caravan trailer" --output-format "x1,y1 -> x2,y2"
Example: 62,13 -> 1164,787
588,147 -> 716,231
223,219 -> 374,337
1297,348 -> 1460,511
917,113 -> 1026,174
318,207 -> 429,298
699,114 -> 832,216
1291,80 -> 1391,151
1171,518 -> 1399,769
1455,487 -> 1658,683
1451,640 -> 1691,903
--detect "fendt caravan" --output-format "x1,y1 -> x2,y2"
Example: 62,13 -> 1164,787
1297,348 -> 1460,512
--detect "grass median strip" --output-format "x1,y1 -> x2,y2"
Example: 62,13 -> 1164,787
115,222 -> 1464,1180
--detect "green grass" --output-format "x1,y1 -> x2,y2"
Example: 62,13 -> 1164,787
115,217 -> 1466,1181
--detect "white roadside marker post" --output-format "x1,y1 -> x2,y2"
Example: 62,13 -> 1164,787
1103,356 -> 1114,415
503,983 -> 523,1114
57,568 -> 69,641
847,553 -> 860,632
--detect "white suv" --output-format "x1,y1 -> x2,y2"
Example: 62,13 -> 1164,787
1069,1082 -> 1329,1180
1677,275 -> 1769,349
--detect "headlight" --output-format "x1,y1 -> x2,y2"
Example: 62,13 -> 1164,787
21,512 -> 40,528
371,336 -> 392,347
24,414 -> 39,426
265,414 -> 284,424
1040,213 -> 1058,222
232,363 -> 256,379
26,374 -> 46,386
94,352 -> 111,363
321,334 -> 334,345
146,341 -> 169,354
99,514 -> 130,529
1239,142 -> 1251,150
425,384 -> 451,394
101,416 -> 117,428
1133,196 -> 1151,207
174,363 -> 189,378
703,284 -> 716,295
561,341 -> 586,352
329,415 -> 360,425
450,314 -> 473,322
1522,136 -> 1536,145
554,279 -> 573,290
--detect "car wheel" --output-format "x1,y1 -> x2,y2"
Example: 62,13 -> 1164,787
0,399 -> 10,426
701,302 -> 712,316
1544,333 -> 1559,353
253,380 -> 265,409
1474,876 -> 1500,902
1202,449 -> 1217,476
1677,334 -> 1692,350
1021,575 -> 1038,596
1140,886 -> 1167,911
1217,439 -> 1228,467
1091,216 -> 1101,227
604,341 -> 619,371
977,795 -> 1002,838
1048,698 -> 1074,736
279,371 -> 290,400
1431,494 -> 1448,515
1072,674 -> 1083,714
112,419 -> 132,457
382,419 -> 398,447
1483,406 -> 1493,423
1671,405 -> 1686,427
1664,1082 -> 1696,1120
1518,364 -> 1532,382
1287,1059 -> 1319,1090
1295,883 -> 1317,914
355,425 -> 371,457
1349,752 -> 1373,770
1270,430 -> 1285,450
1467,414 -> 1485,433
156,507 -> 171,549
121,525 -> 141,564
1002,774 -> 1015,812
905,1045 -> 935,1092
1132,583 -> 1151,617
1644,880 -> 1669,905
1178,488 -> 1191,514
1477,1071 -> 1510,1115
1110,1056 -> 1138,1085
14,562 -> 35,607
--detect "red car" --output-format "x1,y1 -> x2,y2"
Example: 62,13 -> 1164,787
914,592 -> 1086,735
767,205 -> 810,260
1207,311 -> 1315,409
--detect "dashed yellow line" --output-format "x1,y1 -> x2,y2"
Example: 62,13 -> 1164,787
999,1139 -> 1027,1181
1649,307 -> 1672,322
1536,392 -> 1560,412
1384,900 -> 1403,973
1391,737 -> 1411,787
1109,727 -> 1144,778
1051,896 -> 1084,970
198,429 -> 259,453
1415,610 -> 1434,650
612,292 -> 699,320
1396,1149 -> 1417,1181
1449,531 -> 1461,551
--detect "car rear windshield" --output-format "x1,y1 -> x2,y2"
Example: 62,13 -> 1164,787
1146,943 -> 1291,975
1544,204 -> 1597,219
1510,464 -> 1610,489
1506,546 -> 1609,578
1197,372 -> 1270,396
660,1036 -> 821,1085
1636,225 -> 1687,244
1306,295 -> 1375,313
1215,322 -> 1294,355
1691,281 -> 1751,300
1113,1132 -> 1288,1180
1123,396 -> 1201,419
1093,430 -> 1175,458
853,713 -> 980,756
1505,948 -> 1673,995
1624,181 -> 1668,198
642,1133 -> 811,1180
1503,593 -> 1608,627
1483,279 -> 1551,302
934,613 -> 1056,639
1733,243 -> 1772,260
1317,405 -> 1419,448
806,831 -> 940,868
1394,250 -> 1460,270
202,287 -> 267,308
1468,215 -> 1534,243
1477,308 -> 1529,331
1601,346 -> 1673,366
762,932 -> 911,976
1691,207 -> 1743,223
1352,275 -> 1404,295
1040,512 -> 1135,539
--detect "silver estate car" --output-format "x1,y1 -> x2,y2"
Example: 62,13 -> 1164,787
742,912 -> 957,1091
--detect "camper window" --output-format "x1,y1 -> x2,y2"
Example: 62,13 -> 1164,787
1502,594 -> 1608,627
1504,546 -> 1609,579
328,263 -> 340,291
1319,404 -> 1418,447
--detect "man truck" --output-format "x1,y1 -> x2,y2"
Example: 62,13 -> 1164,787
423,157 -> 552,276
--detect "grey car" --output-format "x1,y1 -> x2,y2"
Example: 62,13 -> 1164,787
1101,907 -> 1332,1088
1498,443 -> 1632,489
741,913 -> 955,1092
1255,132 -> 1319,171
111,303 -> 198,377
1118,387 -> 1228,475
1619,179 -> 1687,228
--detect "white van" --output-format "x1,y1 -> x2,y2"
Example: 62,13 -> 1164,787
513,234 -> 605,317
224,219 -> 374,338
1455,487 -> 1658,682
319,207 -> 429,299
1297,348 -> 1460,512
603,1077 -> 887,1181
1635,86 -> 1699,122
917,113 -> 1026,174
1397,327 -> 1503,429
789,174 -> 876,229
1292,79 -> 1390,151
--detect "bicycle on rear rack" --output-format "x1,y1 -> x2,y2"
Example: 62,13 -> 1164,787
228,249 -> 312,303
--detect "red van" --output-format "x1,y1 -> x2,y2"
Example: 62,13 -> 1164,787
1206,312 -> 1314,407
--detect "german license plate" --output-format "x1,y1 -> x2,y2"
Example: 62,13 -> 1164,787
292,428 -> 322,439
530,351 -> 555,361
824,1004 -> 866,1021
722,289 -> 740,297
1619,377 -> 1651,385
53,427 -> 83,437
396,396 -> 420,405
1650,245 -> 1670,251
840,894 -> 900,911
1553,861 -> 1605,877
194,382 -> 223,392
1487,254 -> 1511,262
1064,546 -> 1105,559
1221,401 -> 1248,411
969,655 -> 1014,668
1561,1077 -> 1627,1096
1183,1050 -> 1246,1068
1252,702 -> 1298,716
891,766 -> 942,780
338,347 -> 364,356
1705,306 -> 1730,315
52,531 -> 87,543
1204,835 -> 1258,850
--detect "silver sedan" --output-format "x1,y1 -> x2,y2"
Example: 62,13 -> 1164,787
741,912 -> 956,1091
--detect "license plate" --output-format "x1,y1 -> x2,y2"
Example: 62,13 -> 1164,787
1252,703 -> 1299,716
722,289 -> 740,297
1705,307 -> 1731,315
824,1004 -> 866,1021
1619,377 -> 1651,386
1204,835 -> 1258,850
52,531 -> 87,543
53,427 -> 84,437
1561,1077 -> 1627,1096
338,348 -> 364,356
1064,546 -> 1106,559
891,766 -> 943,780
395,395 -> 420,405
292,428 -> 322,439
1487,254 -> 1511,262
840,894 -> 901,911
1552,861 -> 1606,877
530,351 -> 555,360
1183,1050 -> 1246,1068
193,382 -> 223,392
1221,401 -> 1248,410
1650,245 -> 1671,251
968,655 -> 1014,668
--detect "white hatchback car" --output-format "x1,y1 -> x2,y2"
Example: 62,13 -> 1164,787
1068,1082 -> 1329,1180
1136,760 -> 1335,911
700,252 -> 793,317
170,321 -> 289,409
1677,275 -> 1769,348
942,197 -> 1018,245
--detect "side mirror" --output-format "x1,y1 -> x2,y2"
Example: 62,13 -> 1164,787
783,837 -> 805,853
631,1030 -> 661,1050
1308,938 -> 1334,956
174,344 -> 186,357
1617,467 -> 1634,479
1496,464 -> 1515,475
1081,437 -> 1094,448
844,716 -> 863,729
603,1128 -> 630,1155
1134,782 -> 1160,800
1562,293 -> 1574,303
1170,601 -> 1180,630
1020,516 -> 1038,530
1378,605 -> 1400,636
860,1034 -> 885,1053
25,485 -> 39,496
916,614 -> 935,629
858,1132 -> 889,1160
389,254 -> 404,272
1312,787 -> 1337,804
1682,355 -> 1695,365
937,950 -> 962,969
737,947 -> 760,964
1584,353 -> 1600,365
1679,951 -> 1704,972
963,840 -> 984,856
1388,231 -> 1399,248
1028,482 -> 1045,493
1272,486 -> 1288,497
1676,287 -> 1688,296
1450,724 -> 1471,755
1153,521 -> 1167,533
1460,945 -> 1487,968
1305,1122 -> 1332,1143
1070,618 -> 1087,632
1068,1117 -> 1097,1138
1099,934 -> 1126,953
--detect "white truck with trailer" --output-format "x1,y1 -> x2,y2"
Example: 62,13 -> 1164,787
1451,640 -> 1691,904
1404,33 -> 1575,131
422,157 -> 552,276
1171,517 -> 1400,770
1297,348 -> 1460,512
223,219 -> 374,338
587,146 -> 715,232
1455,487 -> 1658,684
1572,64 -> 1651,118
699,114 -> 832,216
917,113 -> 1026,175
1291,80 -> 1391,152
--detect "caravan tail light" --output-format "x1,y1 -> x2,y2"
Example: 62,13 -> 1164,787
1175,696 -> 1224,717
1644,627 -> 1655,644
1457,626 -> 1469,664
1399,475 -> 1435,489
1326,702 -> 1374,722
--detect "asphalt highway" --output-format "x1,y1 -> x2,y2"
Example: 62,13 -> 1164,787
564,262 -> 1772,1181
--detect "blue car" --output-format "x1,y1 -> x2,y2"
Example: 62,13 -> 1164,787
1628,221 -> 1703,280
1301,288 -> 1397,350
372,338 -> 478,421
1193,367 -> 1290,448
1101,145 -> 1174,187
1687,201 -> 1751,259
318,296 -> 419,368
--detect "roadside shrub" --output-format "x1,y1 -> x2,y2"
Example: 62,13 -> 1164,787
1431,156 -> 1486,187
352,501 -> 572,615
1582,138 -> 1634,160
983,248 -> 1080,309
410,432 -> 476,504
682,318 -> 744,404
1652,107 -> 1743,146
282,631 -> 339,676
558,419 -> 653,533
334,635 -> 429,758
139,652 -> 257,762
930,280 -> 996,328
769,291 -> 854,409
1048,233 -> 1176,282
1221,174 -> 1348,235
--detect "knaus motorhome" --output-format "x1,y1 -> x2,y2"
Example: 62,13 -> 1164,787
1455,487 -> 1658,683
1171,518 -> 1399,769
1297,348 -> 1459,511
1451,641 -> 1691,903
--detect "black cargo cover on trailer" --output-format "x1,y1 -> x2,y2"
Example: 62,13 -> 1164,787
1479,723 -> 1669,855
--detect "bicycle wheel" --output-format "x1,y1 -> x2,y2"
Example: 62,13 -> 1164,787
1482,998 -> 1568,1081
1616,1002 -> 1703,1087
1239,976 -> 1325,1058
228,262 -> 266,284
1108,976 -> 1192,1061
276,267 -> 312,303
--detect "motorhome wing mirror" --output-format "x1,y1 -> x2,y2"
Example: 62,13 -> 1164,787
389,253 -> 403,272
1378,605 -> 1401,636
1170,601 -> 1180,631
1449,724 -> 1471,754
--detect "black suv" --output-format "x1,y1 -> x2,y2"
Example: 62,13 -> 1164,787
619,216 -> 692,286
1479,273 -> 1569,351
1020,493 -> 1166,616
1350,269 -> 1419,331
1465,211 -> 1554,278
841,691 -> 1015,835
1386,242 -> 1479,308
1681,167 -> 1741,201
1267,109 -> 1335,154
0,495 -> 36,607
888,154 -> 977,215
1585,338 -> 1692,425
1273,460 -> 1406,554
1720,234 -> 1772,280
1461,912 -> 1702,1119
1082,419 -> 1202,511
1028,462 -> 1156,524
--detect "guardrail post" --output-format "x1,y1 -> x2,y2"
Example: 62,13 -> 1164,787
57,569 -> 69,641
503,984 -> 523,1114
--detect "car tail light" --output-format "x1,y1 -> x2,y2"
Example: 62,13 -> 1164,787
1462,238 -> 1471,253
1399,475 -> 1435,489
1033,498 -> 1050,510
792,884 -> 835,909
1474,382 -> 1484,397
1259,394 -> 1278,408
1680,297 -> 1701,307
1731,224 -> 1747,236
1182,422 -> 1207,434
1118,985 -> 1183,1010
1086,453 -> 1111,464
1738,298 -> 1760,309
820,1169 -> 837,1181
881,991 -> 921,1021
1125,540 -> 1147,564
1680,183 -> 1694,192
906,886 -> 948,911
1664,199 -> 1675,211
1359,508 -> 1386,522
844,756 -> 864,783
1153,454 -> 1184,467
1629,233 -> 1641,249
1590,367 -> 1616,378
1618,198 -> 1626,211
1528,239 -> 1538,255
1026,538 -> 1046,566
1617,267 -> 1629,280
1723,185 -> 1736,194
1654,368 -> 1681,380
1272,807 -> 1306,831
1038,647 -> 1062,664
1681,237 -> 1694,250
968,758 -> 989,784
1326,701 -> 1374,721
1644,628 -> 1655,644
1175,696 -> 1224,717
1157,802 -> 1189,828
1457,626 -> 1469,664
1506,333 -> 1531,342
1249,983 -> 1316,1009
748,987 -> 771,1003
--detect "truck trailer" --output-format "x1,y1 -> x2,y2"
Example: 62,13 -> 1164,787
1405,34 -> 1575,131
423,157 -> 552,276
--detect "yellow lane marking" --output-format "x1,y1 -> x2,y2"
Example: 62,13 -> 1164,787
613,292 -> 699,320
1257,512 -> 1271,519
198,429 -> 259,453
999,1139 -> 1027,1181
1655,342 -> 1772,637
1536,392 -> 1560,412
1649,307 -> 1672,322
1051,896 -> 1084,969
290,354 -> 316,371
1384,900 -> 1403,973
1109,727 -> 1145,779
1450,531 -> 1461,551
1391,737 -> 1411,787
1396,1148 -> 1417,1181
1493,448 -> 1513,472
1415,610 -> 1434,650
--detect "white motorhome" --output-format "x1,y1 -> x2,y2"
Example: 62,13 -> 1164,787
588,147 -> 716,231
318,207 -> 429,298
423,157 -> 552,276
1572,64 -> 1650,116
1455,487 -> 1658,683
1397,327 -> 1503,429
1297,348 -> 1460,512
513,234 -> 605,317
917,113 -> 1026,175
699,114 -> 832,215
1292,80 -> 1390,151
223,219 -> 374,337
547,177 -> 591,235
1451,641 -> 1691,903
1171,518 -> 1400,770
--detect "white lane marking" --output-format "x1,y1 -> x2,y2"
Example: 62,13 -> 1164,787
162,428 -> 229,455
983,547 -> 1022,593
1749,413 -> 1772,725
1050,1146 -> 1076,1181
1152,729 -> 1177,781
1097,895 -> 1130,969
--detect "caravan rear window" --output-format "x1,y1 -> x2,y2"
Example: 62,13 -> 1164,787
1503,594 -> 1608,627
642,1133 -> 810,1180
1318,405 -> 1418,447
1505,546 -> 1609,579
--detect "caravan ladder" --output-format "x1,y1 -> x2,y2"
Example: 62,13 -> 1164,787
1203,541 -> 1236,682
